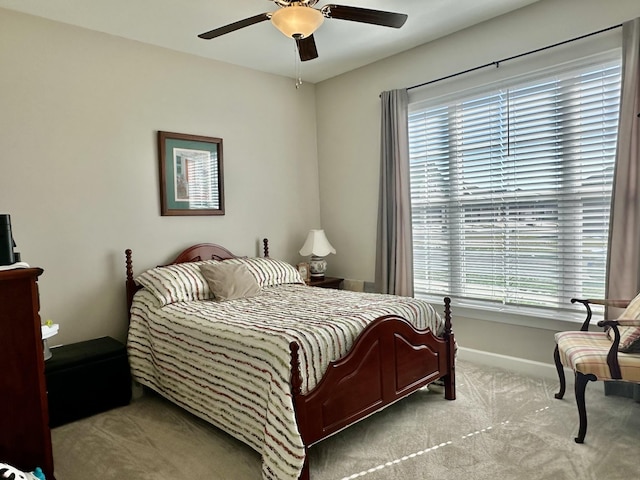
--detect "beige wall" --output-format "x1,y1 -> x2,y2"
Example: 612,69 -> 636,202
3,1 -> 640,366
315,0 -> 640,364
0,9 -> 320,345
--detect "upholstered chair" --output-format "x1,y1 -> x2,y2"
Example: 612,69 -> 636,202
553,296 -> 640,443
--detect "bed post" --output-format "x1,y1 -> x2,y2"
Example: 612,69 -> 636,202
263,238 -> 269,258
290,342 -> 310,480
443,296 -> 456,400
125,249 -> 136,321
444,296 -> 452,337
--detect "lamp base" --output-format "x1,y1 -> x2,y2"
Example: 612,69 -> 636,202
43,339 -> 52,361
309,255 -> 327,280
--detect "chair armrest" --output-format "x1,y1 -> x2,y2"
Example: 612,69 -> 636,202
571,298 -> 631,331
594,319 -> 640,380
609,318 -> 640,327
585,299 -> 631,308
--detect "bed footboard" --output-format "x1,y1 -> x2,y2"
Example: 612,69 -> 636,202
290,298 -> 455,479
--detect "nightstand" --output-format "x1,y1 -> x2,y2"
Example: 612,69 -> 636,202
306,276 -> 344,289
45,336 -> 131,427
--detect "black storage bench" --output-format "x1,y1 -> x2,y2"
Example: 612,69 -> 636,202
44,336 -> 132,427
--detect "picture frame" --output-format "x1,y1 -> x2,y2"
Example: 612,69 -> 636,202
296,262 -> 310,282
158,131 -> 225,216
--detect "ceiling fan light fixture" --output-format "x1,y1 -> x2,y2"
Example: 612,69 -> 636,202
271,6 -> 324,39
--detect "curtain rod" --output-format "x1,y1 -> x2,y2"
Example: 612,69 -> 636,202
406,23 -> 623,92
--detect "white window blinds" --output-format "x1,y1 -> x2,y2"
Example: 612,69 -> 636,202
408,54 -> 621,312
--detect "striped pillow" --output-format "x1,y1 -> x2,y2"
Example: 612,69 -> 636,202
618,326 -> 640,353
224,257 -> 304,287
609,293 -> 640,353
135,260 -> 219,306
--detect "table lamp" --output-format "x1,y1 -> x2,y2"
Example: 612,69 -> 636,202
299,229 -> 335,280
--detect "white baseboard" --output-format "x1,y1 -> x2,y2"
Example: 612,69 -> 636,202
458,346 -> 574,386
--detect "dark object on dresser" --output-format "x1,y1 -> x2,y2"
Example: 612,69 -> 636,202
0,214 -> 17,265
0,268 -> 55,480
45,336 -> 132,427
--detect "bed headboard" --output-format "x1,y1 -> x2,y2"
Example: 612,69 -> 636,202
167,243 -> 242,264
125,238 -> 270,318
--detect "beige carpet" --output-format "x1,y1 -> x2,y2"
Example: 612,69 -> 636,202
51,360 -> 639,480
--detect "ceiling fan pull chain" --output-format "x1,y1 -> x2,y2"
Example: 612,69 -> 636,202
294,41 -> 303,89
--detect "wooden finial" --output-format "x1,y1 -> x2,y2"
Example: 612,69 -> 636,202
125,249 -> 133,282
263,238 -> 269,258
444,296 -> 452,336
125,249 -> 136,321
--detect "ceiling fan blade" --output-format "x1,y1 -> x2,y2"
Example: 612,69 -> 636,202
321,5 -> 407,28
198,13 -> 270,39
296,35 -> 319,62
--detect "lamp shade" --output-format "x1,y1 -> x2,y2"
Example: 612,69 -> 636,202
299,229 -> 336,257
270,5 -> 324,39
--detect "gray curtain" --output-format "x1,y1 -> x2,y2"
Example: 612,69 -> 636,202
375,89 -> 414,296
606,17 -> 640,315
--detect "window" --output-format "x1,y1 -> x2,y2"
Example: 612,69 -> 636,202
408,53 -> 621,314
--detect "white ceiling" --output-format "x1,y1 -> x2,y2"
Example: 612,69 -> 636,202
0,0 -> 541,83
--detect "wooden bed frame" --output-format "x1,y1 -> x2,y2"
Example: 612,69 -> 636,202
125,240 -> 456,480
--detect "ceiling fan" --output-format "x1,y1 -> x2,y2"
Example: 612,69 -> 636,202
198,0 -> 408,62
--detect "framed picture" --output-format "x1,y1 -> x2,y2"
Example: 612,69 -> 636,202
296,262 -> 310,282
158,131 -> 225,216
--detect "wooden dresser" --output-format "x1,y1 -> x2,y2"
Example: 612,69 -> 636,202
0,268 -> 55,479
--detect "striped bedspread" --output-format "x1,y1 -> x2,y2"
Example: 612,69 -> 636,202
128,284 -> 445,480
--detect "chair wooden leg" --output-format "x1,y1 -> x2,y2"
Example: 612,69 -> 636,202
554,345 -> 566,399
574,371 -> 597,444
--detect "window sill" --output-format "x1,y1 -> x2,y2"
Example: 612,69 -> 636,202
418,295 -> 603,332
